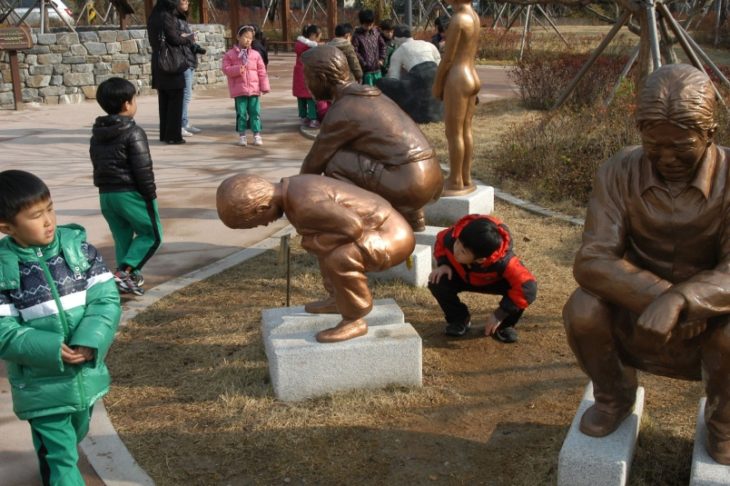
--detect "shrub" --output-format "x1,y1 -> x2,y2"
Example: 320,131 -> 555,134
477,28 -> 523,60
509,52 -> 631,109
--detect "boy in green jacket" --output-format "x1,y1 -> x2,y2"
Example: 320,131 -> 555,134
0,170 -> 121,486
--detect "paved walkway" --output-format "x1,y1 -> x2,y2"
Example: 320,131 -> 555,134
0,55 -> 516,485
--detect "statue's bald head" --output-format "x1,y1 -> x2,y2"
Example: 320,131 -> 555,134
216,174 -> 275,229
636,64 -> 717,135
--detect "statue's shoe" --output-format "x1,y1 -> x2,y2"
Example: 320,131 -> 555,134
316,319 -> 368,343
304,297 -> 338,314
579,404 -> 633,437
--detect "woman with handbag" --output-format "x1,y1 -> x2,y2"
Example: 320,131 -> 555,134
147,0 -> 193,144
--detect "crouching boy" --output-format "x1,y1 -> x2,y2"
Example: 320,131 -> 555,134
428,214 -> 537,342
0,170 -> 121,485
217,173 -> 415,343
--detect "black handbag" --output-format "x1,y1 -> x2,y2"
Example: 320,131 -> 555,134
158,32 -> 187,75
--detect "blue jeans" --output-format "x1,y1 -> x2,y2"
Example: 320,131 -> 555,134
182,68 -> 194,128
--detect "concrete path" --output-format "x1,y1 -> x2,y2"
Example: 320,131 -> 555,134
0,54 -> 515,485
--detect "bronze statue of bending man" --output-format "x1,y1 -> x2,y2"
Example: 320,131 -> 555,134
563,64 -> 730,464
299,45 -> 443,232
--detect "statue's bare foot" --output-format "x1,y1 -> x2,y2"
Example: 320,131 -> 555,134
304,296 -> 338,314
442,179 -> 477,197
579,403 -> 633,437
401,208 -> 426,232
316,318 -> 368,343
708,430 -> 730,465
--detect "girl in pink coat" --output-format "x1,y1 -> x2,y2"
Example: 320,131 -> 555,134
222,25 -> 270,146
292,24 -> 321,129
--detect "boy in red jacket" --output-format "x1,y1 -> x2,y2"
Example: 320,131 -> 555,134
428,214 -> 537,343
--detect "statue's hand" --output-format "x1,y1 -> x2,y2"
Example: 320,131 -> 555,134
637,292 -> 686,343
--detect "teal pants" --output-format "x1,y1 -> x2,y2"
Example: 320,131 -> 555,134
297,97 -> 317,120
29,407 -> 92,486
362,70 -> 383,86
234,95 -> 262,133
100,192 -> 162,272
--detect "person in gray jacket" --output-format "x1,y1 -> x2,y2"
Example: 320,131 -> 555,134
327,23 -> 362,83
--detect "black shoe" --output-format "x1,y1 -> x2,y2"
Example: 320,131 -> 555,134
166,139 -> 186,144
444,320 -> 471,337
492,327 -> 518,343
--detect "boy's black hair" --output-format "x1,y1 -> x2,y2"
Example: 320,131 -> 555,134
458,219 -> 502,259
335,23 -> 353,37
358,9 -> 375,25
0,170 -> 51,223
96,77 -> 137,115
379,18 -> 394,31
302,23 -> 321,38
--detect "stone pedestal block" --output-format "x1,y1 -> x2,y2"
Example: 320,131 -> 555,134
368,244 -> 432,287
262,299 -> 422,401
425,184 -> 494,225
558,382 -> 645,486
413,226 -> 441,249
690,397 -> 730,485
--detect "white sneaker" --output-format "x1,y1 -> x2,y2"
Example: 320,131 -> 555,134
253,134 -> 263,146
238,134 -> 247,146
181,127 -> 193,137
185,125 -> 202,134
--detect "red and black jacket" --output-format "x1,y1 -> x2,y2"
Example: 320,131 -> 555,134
433,214 -> 537,315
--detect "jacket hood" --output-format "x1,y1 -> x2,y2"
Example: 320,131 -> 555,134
153,0 -> 178,12
92,115 -> 136,142
335,82 -> 380,98
328,38 -> 350,47
451,214 -> 512,266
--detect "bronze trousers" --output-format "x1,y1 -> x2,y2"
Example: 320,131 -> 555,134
563,288 -> 730,456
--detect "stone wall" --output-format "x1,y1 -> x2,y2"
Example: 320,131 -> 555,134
0,24 -> 227,109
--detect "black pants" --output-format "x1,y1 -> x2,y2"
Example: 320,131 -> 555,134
428,275 -> 523,327
157,88 -> 184,142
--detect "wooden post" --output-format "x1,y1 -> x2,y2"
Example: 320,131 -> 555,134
229,0 -> 240,44
0,27 -> 32,111
9,50 -> 22,110
327,0 -> 337,39
144,0 -> 153,20
281,0 -> 290,44
199,0 -> 208,24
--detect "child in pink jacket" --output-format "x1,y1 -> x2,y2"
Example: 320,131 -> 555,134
222,25 -> 270,146
292,24 -> 321,129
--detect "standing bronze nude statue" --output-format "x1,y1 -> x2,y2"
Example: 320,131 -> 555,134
299,46 -> 443,232
217,174 -> 415,343
563,64 -> 730,464
432,0 -> 481,196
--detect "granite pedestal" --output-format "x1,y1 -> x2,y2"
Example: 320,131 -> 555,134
262,299 -> 422,401
690,397 -> 730,485
558,382 -> 645,486
425,184 -> 494,225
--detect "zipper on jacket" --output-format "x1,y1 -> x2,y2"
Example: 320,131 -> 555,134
36,247 -> 87,406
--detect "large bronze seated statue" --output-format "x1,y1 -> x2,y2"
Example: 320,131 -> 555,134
299,45 -> 443,232
563,64 -> 730,464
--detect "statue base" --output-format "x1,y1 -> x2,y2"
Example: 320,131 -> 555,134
441,183 -> 477,197
262,299 -> 422,401
558,382 -> 645,486
691,397 -> 730,485
369,244 -> 432,287
425,184 -> 494,226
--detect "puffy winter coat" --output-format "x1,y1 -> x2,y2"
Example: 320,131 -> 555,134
147,0 -> 192,90
434,214 -> 538,315
0,225 -> 121,420
222,45 -> 270,98
292,37 -> 317,99
89,114 -> 157,201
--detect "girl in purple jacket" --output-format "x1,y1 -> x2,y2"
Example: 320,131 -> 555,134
222,25 -> 270,146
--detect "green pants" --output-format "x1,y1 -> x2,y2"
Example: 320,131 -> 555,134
297,97 -> 317,120
29,407 -> 92,486
234,95 -> 262,133
362,70 -> 383,86
100,191 -> 162,272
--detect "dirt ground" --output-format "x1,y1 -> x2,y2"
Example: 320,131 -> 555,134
106,194 -> 705,485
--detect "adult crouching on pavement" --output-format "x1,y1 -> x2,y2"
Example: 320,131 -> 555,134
147,0 -> 193,145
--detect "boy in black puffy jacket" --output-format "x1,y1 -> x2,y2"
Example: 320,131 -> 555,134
89,77 -> 162,296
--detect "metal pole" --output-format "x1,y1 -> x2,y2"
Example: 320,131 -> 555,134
491,2 -> 507,29
657,2 -> 703,70
604,46 -> 639,106
518,4 -> 531,60
406,0 -> 412,29
715,0 -> 723,46
644,0 -> 662,70
551,9 -> 631,111
535,4 -> 569,46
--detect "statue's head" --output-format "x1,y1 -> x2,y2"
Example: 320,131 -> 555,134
301,46 -> 352,101
636,64 -> 717,183
216,174 -> 281,229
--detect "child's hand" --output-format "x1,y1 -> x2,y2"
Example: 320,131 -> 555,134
239,65 -> 246,76
75,346 -> 96,362
483,313 -> 502,336
61,344 -> 86,364
428,265 -> 452,284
